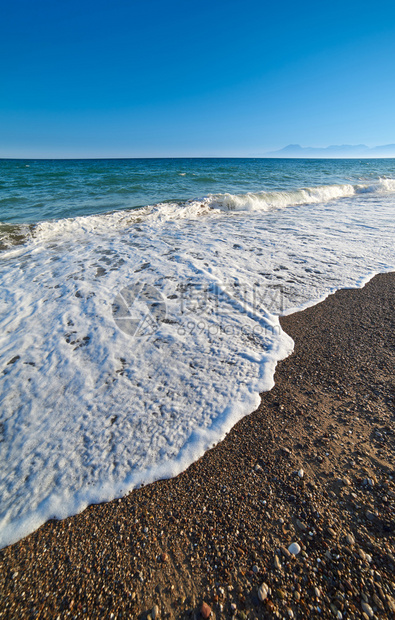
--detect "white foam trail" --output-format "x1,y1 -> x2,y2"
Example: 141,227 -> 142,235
30,200 -> 214,245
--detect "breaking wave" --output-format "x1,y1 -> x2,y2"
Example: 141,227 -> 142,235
1,178 -> 395,251
204,177 -> 395,211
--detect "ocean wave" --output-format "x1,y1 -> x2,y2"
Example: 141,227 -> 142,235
1,177 -> 395,251
203,177 -> 395,211
203,183 -> 356,211
355,177 -> 395,194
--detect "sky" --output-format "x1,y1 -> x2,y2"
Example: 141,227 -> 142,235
1,0 -> 395,158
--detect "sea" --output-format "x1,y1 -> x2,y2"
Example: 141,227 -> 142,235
0,157 -> 394,548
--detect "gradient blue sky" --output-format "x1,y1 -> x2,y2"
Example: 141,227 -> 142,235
1,0 -> 395,157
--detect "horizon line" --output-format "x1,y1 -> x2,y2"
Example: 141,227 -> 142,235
2,155 -> 395,161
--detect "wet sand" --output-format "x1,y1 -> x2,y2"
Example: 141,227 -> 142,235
0,272 -> 394,619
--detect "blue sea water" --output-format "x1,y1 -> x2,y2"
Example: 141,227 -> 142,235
0,157 -> 394,548
1,157 -> 395,226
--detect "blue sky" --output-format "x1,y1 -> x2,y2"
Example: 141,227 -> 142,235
1,0 -> 395,157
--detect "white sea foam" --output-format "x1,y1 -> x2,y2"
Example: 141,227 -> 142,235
0,183 -> 394,548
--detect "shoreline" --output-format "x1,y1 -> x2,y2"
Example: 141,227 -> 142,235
0,272 -> 394,619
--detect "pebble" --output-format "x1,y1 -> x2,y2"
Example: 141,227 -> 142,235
314,586 -> 321,598
201,601 -> 211,619
372,593 -> 384,610
151,604 -> 159,619
294,591 -> 300,601
274,555 -> 282,570
258,583 -> 269,602
288,542 -> 301,555
345,533 -> 355,545
252,564 -> 259,573
330,604 -> 342,619
281,545 -> 291,558
298,468 -> 304,478
296,519 -> 307,531
361,601 -> 374,618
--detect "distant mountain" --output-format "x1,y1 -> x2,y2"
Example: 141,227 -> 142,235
265,144 -> 395,158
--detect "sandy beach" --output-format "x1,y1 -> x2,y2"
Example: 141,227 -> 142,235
0,271 -> 394,619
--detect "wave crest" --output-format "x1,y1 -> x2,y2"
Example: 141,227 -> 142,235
204,183 -> 356,212
204,177 -> 395,212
